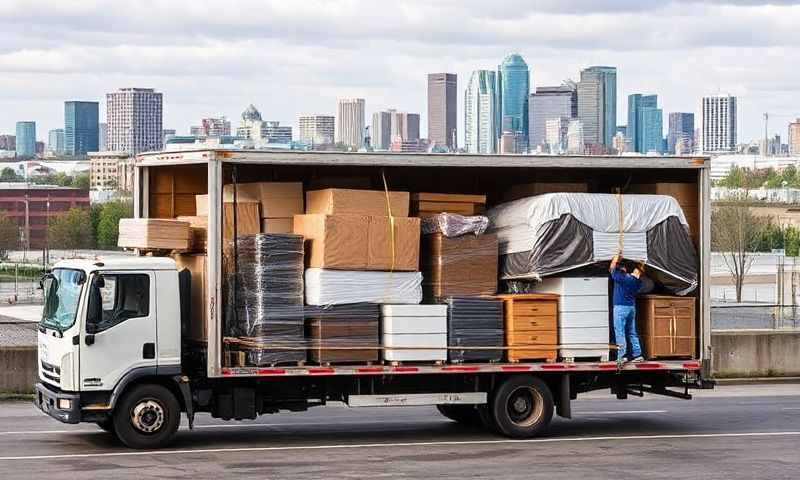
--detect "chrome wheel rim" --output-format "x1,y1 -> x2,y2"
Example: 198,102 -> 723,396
506,386 -> 544,428
130,399 -> 165,434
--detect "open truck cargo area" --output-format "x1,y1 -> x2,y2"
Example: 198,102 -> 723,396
34,149 -> 712,449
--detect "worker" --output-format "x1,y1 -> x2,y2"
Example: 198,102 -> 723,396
609,254 -> 644,363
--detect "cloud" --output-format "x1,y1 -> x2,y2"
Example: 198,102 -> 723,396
0,0 -> 798,142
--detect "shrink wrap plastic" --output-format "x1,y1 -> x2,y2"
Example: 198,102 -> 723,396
305,303 -> 380,363
446,297 -> 503,362
421,213 -> 489,237
304,268 -> 423,306
421,233 -> 498,299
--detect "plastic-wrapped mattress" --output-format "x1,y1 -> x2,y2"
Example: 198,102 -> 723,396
304,269 -> 423,306
488,193 -> 698,295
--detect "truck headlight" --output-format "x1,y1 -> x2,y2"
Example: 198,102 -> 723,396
57,399 -> 72,410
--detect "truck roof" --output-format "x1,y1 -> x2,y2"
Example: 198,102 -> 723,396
136,148 -> 711,170
54,256 -> 176,272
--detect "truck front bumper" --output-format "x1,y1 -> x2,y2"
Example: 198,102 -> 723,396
34,382 -> 81,424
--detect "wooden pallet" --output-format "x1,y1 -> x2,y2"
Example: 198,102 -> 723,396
561,354 -> 610,363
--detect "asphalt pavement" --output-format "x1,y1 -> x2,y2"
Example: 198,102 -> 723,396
0,384 -> 798,479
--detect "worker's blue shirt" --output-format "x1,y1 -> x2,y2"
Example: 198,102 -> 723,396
611,268 -> 642,306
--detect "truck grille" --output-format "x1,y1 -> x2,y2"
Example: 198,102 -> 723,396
40,360 -> 61,384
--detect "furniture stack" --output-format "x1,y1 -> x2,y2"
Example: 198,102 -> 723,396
305,303 -> 380,364
381,305 -> 448,362
530,277 -> 611,362
446,297 -> 503,363
420,232 -> 498,300
636,294 -> 696,359
495,294 -> 558,363
412,193 -> 486,217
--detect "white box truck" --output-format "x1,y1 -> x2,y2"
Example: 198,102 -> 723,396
34,150 -> 713,449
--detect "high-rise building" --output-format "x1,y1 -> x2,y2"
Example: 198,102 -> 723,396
577,66 -> 617,148
498,54 -> 530,143
47,129 -> 65,155
627,94 -> 663,153
545,117 -> 570,154
0,135 -> 15,151
390,111 -> 420,143
788,118 -> 800,156
15,121 -> 36,157
106,88 -> 163,154
298,115 -> 335,146
64,101 -> 99,155
236,104 -> 264,140
427,73 -> 457,150
371,110 -> 392,150
667,112 -> 695,154
263,121 -> 292,144
335,98 -> 366,149
700,94 -> 737,153
98,123 -> 107,151
566,119 -> 584,154
529,83 -> 577,151
464,70 -> 499,154
191,117 -> 231,137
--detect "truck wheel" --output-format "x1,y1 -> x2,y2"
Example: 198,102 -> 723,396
436,405 -> 481,426
96,419 -> 116,434
488,375 -> 553,438
113,384 -> 180,449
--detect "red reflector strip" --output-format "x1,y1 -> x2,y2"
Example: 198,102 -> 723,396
541,364 -> 578,370
257,368 -> 286,375
683,361 -> 701,370
634,362 -> 664,370
501,365 -> 533,372
392,366 -> 419,373
308,368 -> 335,375
442,366 -> 480,372
357,367 -> 386,373
597,363 -> 619,370
221,368 -> 233,376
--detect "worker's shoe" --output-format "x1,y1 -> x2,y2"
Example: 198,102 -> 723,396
630,356 -> 645,363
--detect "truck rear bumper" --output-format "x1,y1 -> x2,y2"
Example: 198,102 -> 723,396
34,382 -> 81,424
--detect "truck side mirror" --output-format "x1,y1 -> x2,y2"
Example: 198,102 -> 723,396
86,275 -> 105,338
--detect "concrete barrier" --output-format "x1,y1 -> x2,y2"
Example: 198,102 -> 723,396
712,330 -> 800,378
0,346 -> 36,394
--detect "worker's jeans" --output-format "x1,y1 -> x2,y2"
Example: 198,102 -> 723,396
613,305 -> 642,360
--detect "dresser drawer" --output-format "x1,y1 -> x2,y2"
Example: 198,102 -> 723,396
510,315 -> 557,331
506,330 -> 557,348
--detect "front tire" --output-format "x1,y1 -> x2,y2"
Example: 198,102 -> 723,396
488,375 -> 554,438
113,384 -> 180,449
96,419 -> 116,434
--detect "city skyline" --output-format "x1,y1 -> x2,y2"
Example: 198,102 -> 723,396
1,1 -> 799,147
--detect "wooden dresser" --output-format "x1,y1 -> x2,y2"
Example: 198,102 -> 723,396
496,294 -> 559,362
637,295 -> 696,359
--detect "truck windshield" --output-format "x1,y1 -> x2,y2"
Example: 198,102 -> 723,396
40,268 -> 85,332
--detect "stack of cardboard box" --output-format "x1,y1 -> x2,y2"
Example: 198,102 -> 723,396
411,193 -> 486,217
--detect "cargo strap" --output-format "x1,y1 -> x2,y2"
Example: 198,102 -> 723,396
381,169 -> 397,272
616,188 -> 624,255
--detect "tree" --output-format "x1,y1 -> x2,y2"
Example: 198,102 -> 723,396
48,207 -> 93,253
711,202 -> 770,302
96,200 -> 133,249
0,168 -> 20,182
73,172 -> 90,190
0,212 -> 19,259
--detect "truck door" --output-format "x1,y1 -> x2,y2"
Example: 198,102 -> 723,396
79,272 -> 156,392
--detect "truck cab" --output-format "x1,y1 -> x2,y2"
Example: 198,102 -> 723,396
34,257 -> 188,448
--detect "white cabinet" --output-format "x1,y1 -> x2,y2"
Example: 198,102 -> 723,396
380,305 -> 447,362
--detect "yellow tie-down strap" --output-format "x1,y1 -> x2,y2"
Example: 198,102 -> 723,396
381,169 -> 397,272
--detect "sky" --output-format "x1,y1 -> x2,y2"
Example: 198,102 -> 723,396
1,0 -> 799,146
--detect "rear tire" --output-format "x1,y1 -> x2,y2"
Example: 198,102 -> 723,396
113,384 -> 180,449
436,404 -> 482,426
488,375 -> 554,438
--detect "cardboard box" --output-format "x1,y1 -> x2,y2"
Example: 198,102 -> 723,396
412,193 -> 486,204
117,218 -> 191,250
176,215 -> 208,252
261,218 -> 294,234
421,233 -> 498,298
195,192 -> 259,216
193,197 -> 260,240
306,188 -> 410,217
630,182 -> 698,207
173,254 -> 207,342
293,214 -> 420,271
223,182 -> 303,218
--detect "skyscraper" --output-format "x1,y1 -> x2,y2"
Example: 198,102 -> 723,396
700,94 -> 737,153
427,73 -> 457,150
298,115 -> 335,146
262,121 -> 292,144
98,123 -> 107,151
464,70 -> 499,154
371,111 -> 392,150
390,111 -> 420,143
15,121 -> 36,157
789,119 -> 800,156
236,104 -> 264,140
106,88 -> 163,154
545,117 -> 570,154
48,129 -> 65,155
577,66 -> 617,148
65,101 -> 99,155
529,83 -> 577,151
335,98 -> 366,149
566,119 -> 584,154
498,54 -> 530,143
627,94 -> 662,153
192,117 -> 231,137
667,112 -> 695,154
